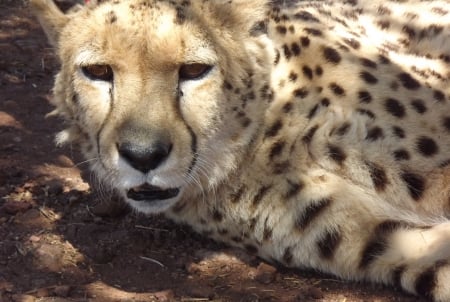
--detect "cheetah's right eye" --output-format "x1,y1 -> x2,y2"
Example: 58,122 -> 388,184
179,63 -> 212,81
81,64 -> 114,82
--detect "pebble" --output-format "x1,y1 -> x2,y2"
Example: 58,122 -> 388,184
254,262 -> 277,284
153,289 -> 175,301
52,285 -> 71,297
1,200 -> 32,215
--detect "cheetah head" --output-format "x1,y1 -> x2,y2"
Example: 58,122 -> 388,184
31,0 -> 271,213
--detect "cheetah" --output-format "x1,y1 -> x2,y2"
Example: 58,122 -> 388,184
31,0 -> 450,300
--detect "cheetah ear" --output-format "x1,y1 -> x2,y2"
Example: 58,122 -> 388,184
30,0 -> 69,47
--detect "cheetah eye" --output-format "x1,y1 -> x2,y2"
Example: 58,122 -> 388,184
81,64 -> 114,82
179,63 -> 212,80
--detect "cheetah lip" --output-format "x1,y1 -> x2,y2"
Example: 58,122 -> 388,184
127,184 -> 180,202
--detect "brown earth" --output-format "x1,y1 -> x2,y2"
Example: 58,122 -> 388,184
0,1 -> 428,302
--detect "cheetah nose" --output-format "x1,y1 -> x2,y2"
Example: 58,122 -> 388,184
117,140 -> 172,174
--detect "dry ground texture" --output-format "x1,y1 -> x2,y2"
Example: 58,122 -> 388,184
0,1 -> 432,301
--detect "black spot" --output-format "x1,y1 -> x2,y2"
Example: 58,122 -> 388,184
360,58 -> 377,69
282,102 -> 293,113
302,66 -> 313,80
392,265 -> 406,289
317,229 -> 342,260
377,20 -> 390,29
402,25 -> 416,39
360,71 -> 378,84
433,90 -> 445,102
212,209 -> 223,222
245,244 -> 258,254
329,83 -> 346,96
416,136 -> 439,157
252,185 -> 272,206
302,125 -> 319,144
358,90 -> 372,103
265,120 -> 283,137
231,236 -> 243,243
328,144 -> 346,163
411,99 -> 427,114
336,122 -> 350,136
293,87 -> 309,98
307,104 -> 319,119
442,117 -> 450,132
304,27 -> 322,36
300,36 -> 310,47
323,47 -> 341,64
401,172 -> 425,200
273,160 -> 290,175
392,126 -> 405,138
398,72 -> 421,90
357,108 -> 375,119
321,98 -> 330,106
217,228 -> 228,235
175,7 -> 186,24
359,220 -> 409,268
378,55 -> 390,64
72,93 -> 79,104
249,20 -> 267,36
274,50 -> 280,65
366,161 -> 389,191
284,179 -> 304,199
276,25 -> 287,34
415,260 -> 448,299
263,225 -> 273,241
295,198 -> 332,230
393,149 -> 410,161
291,43 -> 301,56
249,217 -> 257,231
366,127 -> 384,141
223,81 -> 233,90
283,44 -> 292,60
106,11 -> 117,23
289,72 -> 298,82
230,187 -> 245,203
283,247 -> 293,264
294,10 -> 320,22
315,66 -> 323,76
385,98 -> 406,118
269,140 -> 286,159
343,38 -> 360,49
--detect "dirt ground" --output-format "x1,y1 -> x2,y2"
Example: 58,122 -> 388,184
0,1 -> 430,302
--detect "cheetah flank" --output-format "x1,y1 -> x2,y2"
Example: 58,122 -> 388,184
31,0 -> 450,300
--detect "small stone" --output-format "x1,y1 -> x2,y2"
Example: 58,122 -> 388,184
153,289 -> 175,301
56,155 -> 74,167
46,180 -> 64,196
52,285 -> 71,297
11,294 -> 35,302
1,200 -> 32,215
29,235 -> 41,242
254,262 -> 277,284
35,287 -> 49,297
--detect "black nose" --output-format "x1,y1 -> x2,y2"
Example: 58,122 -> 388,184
118,141 -> 172,173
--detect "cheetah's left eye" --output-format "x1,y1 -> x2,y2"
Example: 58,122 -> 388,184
179,63 -> 212,80
81,64 -> 114,82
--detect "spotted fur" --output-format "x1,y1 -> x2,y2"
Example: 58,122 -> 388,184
31,0 -> 450,300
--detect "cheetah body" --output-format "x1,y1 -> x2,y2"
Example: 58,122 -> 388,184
31,0 -> 450,300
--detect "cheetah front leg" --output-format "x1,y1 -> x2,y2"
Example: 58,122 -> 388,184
271,175 -> 450,301
356,220 -> 450,301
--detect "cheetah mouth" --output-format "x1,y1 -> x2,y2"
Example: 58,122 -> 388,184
127,184 -> 180,202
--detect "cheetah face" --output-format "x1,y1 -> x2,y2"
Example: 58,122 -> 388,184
32,0 -> 269,213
